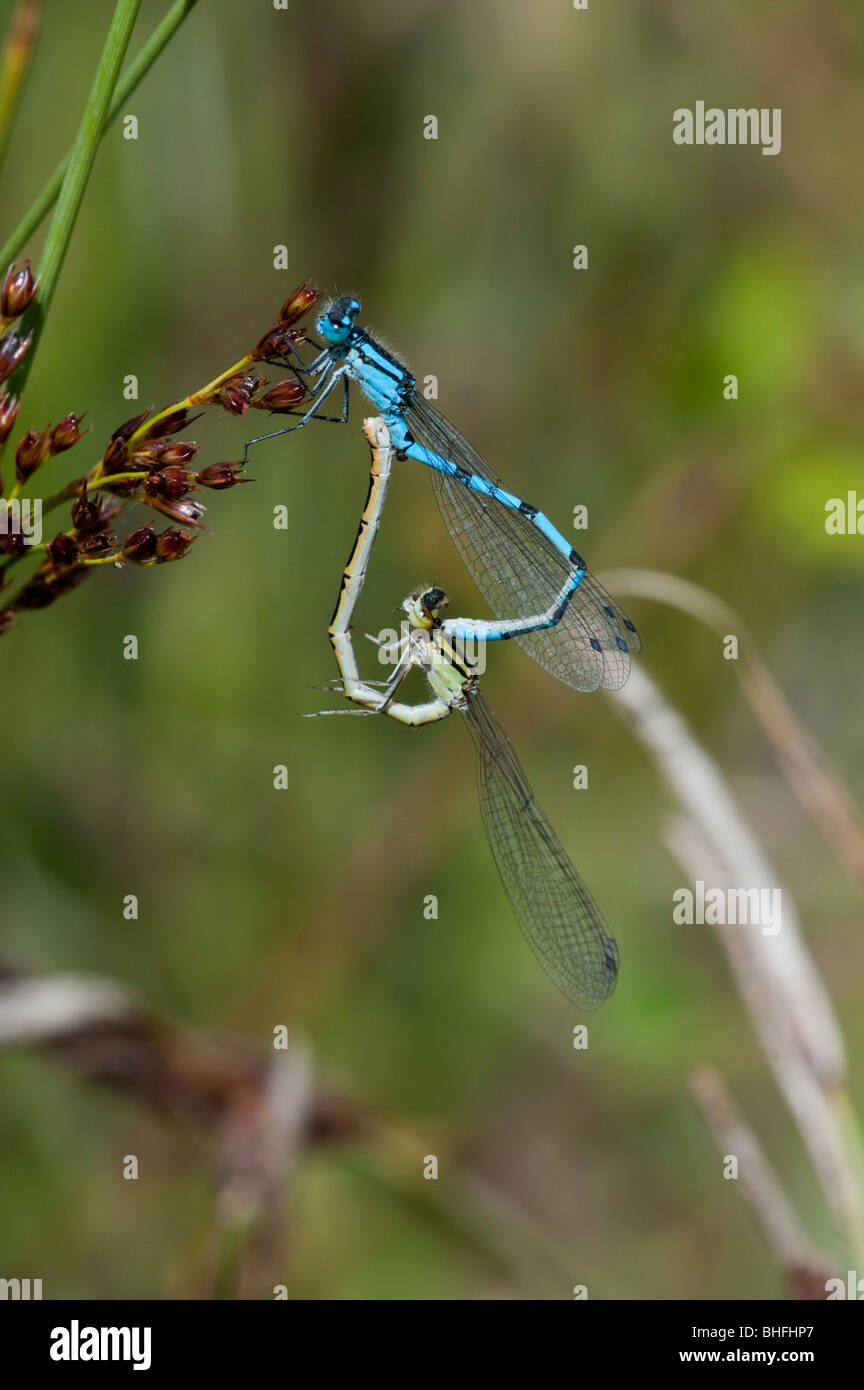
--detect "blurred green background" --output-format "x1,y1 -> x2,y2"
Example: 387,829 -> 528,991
1,0 -> 864,1299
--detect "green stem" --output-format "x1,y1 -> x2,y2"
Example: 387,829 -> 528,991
86,470 -> 148,489
14,0 -> 142,366
0,0 -> 140,479
0,0 -> 200,269
0,3 -> 146,484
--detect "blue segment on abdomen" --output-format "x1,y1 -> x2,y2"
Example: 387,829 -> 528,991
401,441 -> 575,566
531,509 -> 577,564
446,570 -> 586,644
349,346 -> 578,570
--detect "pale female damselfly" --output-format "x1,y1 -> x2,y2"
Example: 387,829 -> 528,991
311,417 -> 619,1011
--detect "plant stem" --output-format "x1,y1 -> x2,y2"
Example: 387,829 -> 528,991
80,553 -> 120,567
86,470 -> 148,490
0,0 -> 200,269
10,0 -> 142,404
0,0 -> 41,181
0,0 -> 140,482
7,345 -> 253,530
0,340 -> 266,586
125,354 -> 254,451
831,1086 -> 864,1271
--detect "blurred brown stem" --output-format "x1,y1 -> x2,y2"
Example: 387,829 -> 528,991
0,0 -> 41,180
603,568 -> 864,902
0,965 -> 577,1298
611,662 -> 864,1268
690,1066 -> 834,1299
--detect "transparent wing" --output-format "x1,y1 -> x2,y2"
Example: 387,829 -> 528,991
462,689 -> 619,1010
406,394 -> 639,693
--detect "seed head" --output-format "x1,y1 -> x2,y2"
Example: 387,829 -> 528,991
0,390 -> 19,444
279,282 -> 319,326
133,439 -> 198,467
143,494 -> 208,527
143,466 -> 192,500
123,526 -> 158,564
196,461 -> 249,490
217,372 -> 265,415
50,412 -> 88,453
252,379 -> 306,413
47,532 -> 80,566
0,522 -> 25,556
70,495 -> 103,532
155,527 -> 195,562
0,260 -> 38,319
15,425 -> 51,484
113,408 -> 153,440
251,323 -> 305,362
102,433 -> 129,474
144,408 -> 202,439
79,532 -> 118,557
0,330 -> 32,384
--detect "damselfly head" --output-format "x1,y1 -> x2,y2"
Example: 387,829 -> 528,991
403,586 -> 449,628
317,295 -> 361,345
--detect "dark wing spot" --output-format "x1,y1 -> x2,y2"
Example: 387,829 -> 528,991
604,939 -> 619,978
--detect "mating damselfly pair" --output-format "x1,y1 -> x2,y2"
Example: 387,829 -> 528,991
248,288 -> 640,696
254,288 -> 637,1008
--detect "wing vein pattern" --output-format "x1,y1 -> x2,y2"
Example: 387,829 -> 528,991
406,394 -> 639,693
462,688 -> 619,1009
